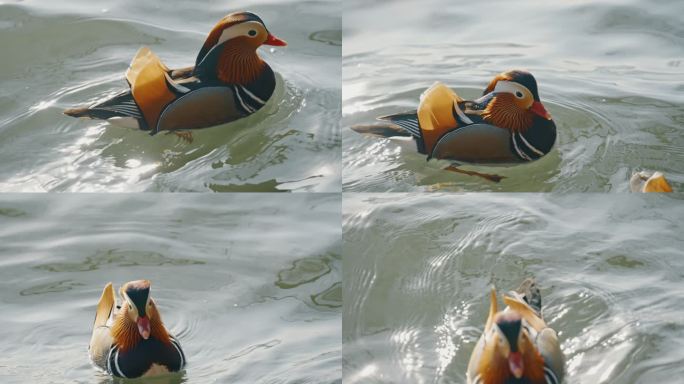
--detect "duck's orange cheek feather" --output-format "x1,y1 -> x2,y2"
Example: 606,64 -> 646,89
483,95 -> 533,132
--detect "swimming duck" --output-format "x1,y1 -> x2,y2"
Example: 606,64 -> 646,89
351,70 -> 556,181
630,171 -> 673,193
467,279 -> 564,384
65,12 -> 287,142
89,280 -> 186,378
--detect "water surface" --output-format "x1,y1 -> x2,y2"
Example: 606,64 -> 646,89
343,0 -> 684,192
344,193 -> 684,383
0,0 -> 341,192
0,194 -> 341,383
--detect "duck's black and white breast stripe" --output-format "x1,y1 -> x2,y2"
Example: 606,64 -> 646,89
106,345 -> 127,378
105,337 -> 185,378
505,110 -> 557,162
232,84 -> 267,114
511,131 -> 548,161
170,335 -> 186,369
544,366 -> 560,384
471,365 -> 559,384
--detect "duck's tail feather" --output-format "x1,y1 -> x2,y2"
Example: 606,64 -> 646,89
93,282 -> 116,328
350,112 -> 421,139
64,90 -> 143,120
352,111 -> 428,154
484,286 -> 498,332
515,278 -> 542,315
63,106 -> 93,118
377,111 -> 421,139
350,124 -> 413,138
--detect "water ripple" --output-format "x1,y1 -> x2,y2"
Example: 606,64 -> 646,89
344,193 -> 684,383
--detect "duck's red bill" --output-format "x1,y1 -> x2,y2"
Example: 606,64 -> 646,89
531,101 -> 552,120
264,34 -> 287,46
137,316 -> 151,339
509,351 -> 524,378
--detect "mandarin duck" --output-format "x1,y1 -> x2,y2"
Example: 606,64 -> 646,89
630,171 -> 673,193
352,70 -> 556,182
65,12 -> 286,142
467,279 -> 564,384
89,280 -> 186,378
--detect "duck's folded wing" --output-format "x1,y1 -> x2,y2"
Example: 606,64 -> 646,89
417,82 -> 467,153
430,123 -> 518,163
503,294 -> 546,331
466,288 -> 498,384
465,335 -> 486,384
155,85 -> 247,132
644,172 -> 673,192
504,292 -> 564,383
536,327 -> 564,384
89,283 -> 116,369
125,47 -> 178,130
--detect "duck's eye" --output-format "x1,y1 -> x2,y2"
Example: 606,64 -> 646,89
248,30 -> 257,37
515,91 -> 524,98
128,304 -> 133,310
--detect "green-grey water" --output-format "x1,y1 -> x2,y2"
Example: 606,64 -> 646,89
0,0 -> 341,192
2,1 -> 684,384
343,0 -> 684,192
343,193 -> 684,383
0,194 -> 341,383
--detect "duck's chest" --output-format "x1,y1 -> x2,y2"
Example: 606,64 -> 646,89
502,378 -> 535,384
152,69 -> 277,133
474,373 -> 539,384
108,338 -> 185,378
143,363 -> 171,376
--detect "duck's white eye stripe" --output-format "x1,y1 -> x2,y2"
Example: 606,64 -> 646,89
494,80 -> 532,101
217,21 -> 264,45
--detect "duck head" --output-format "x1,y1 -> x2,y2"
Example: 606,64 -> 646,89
480,70 -> 552,132
493,312 -> 525,378
479,310 -> 546,382
630,171 -> 673,192
112,280 -> 170,351
194,12 -> 287,84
